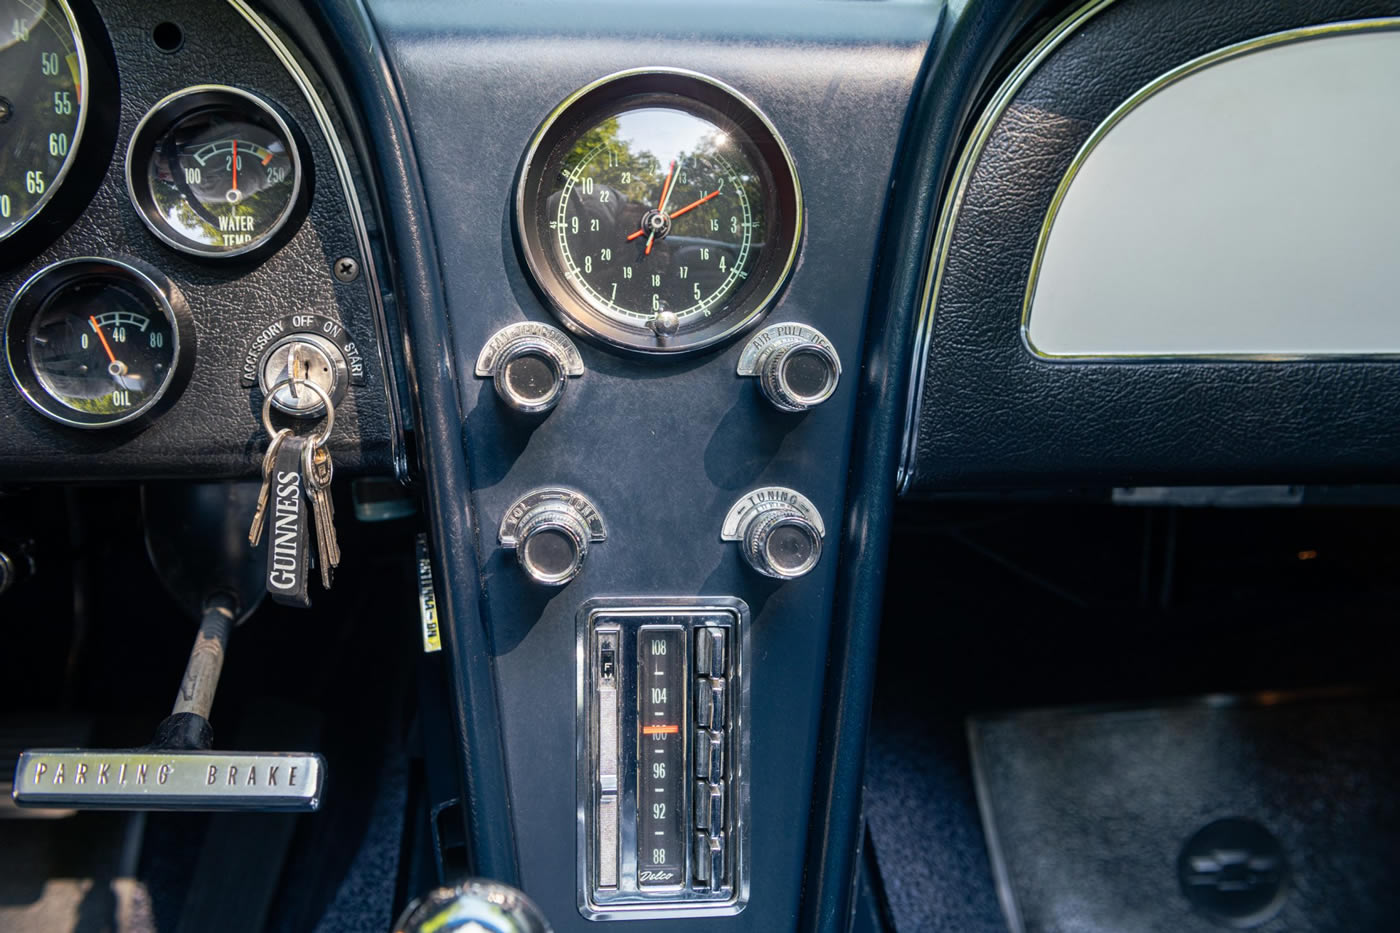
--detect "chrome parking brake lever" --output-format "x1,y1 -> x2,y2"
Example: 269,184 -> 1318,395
10,484 -> 326,813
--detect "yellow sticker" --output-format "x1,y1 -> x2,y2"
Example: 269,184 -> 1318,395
416,534 -> 441,653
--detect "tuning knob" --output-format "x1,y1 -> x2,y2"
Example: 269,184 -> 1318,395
499,488 -> 606,585
476,322 -> 584,414
395,881 -> 550,933
721,487 -> 826,580
737,323 -> 841,412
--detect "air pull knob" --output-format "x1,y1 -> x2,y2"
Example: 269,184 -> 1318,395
737,323 -> 841,412
721,487 -> 826,580
476,322 -> 584,415
499,488 -> 606,586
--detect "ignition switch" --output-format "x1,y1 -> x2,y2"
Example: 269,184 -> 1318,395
242,313 -> 366,417
259,333 -> 346,417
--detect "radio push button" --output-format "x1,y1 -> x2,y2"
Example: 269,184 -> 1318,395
695,627 -> 725,676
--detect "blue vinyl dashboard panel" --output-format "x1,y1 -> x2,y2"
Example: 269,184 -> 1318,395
366,0 -> 936,927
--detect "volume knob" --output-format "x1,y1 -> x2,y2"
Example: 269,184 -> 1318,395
721,487 -> 826,580
476,322 -> 584,415
737,323 -> 841,412
499,488 -> 606,586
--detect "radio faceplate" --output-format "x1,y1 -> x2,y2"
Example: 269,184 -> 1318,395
577,597 -> 751,920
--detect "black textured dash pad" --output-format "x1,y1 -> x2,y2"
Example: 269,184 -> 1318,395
969,695 -> 1400,933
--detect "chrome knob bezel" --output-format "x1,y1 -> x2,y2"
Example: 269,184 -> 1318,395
492,335 -> 570,414
499,487 -> 607,586
476,321 -> 584,415
736,322 -> 841,412
721,486 -> 826,580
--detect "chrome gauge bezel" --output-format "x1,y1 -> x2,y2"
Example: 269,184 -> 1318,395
516,68 -> 803,356
0,0 -> 90,246
125,84 -> 310,261
0,0 -> 119,265
4,257 -> 195,429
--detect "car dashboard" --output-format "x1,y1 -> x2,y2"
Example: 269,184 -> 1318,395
3,0 -> 1399,931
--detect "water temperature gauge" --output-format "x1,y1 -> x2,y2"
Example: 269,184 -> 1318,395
4,258 -> 194,428
127,85 -> 309,259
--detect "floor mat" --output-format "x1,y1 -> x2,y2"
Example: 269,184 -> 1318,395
865,713 -> 1009,933
969,693 -> 1400,933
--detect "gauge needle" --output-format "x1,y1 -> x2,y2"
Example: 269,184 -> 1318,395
665,190 -> 720,221
232,140 -> 239,193
628,188 -> 719,241
644,161 -> 678,256
89,316 -> 127,379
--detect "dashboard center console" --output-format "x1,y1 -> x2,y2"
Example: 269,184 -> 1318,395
363,0 -> 937,925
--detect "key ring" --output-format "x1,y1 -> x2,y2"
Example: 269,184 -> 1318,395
262,377 -> 335,448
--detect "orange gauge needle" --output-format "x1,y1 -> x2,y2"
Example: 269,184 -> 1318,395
666,190 -> 719,221
628,185 -> 721,243
232,139 -> 239,192
89,316 -> 117,365
657,160 -> 678,212
644,160 -> 678,256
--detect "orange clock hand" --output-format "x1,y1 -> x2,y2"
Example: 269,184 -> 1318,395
665,190 -> 719,221
644,161 -> 678,256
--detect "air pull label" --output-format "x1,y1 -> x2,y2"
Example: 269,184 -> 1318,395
266,436 -> 310,608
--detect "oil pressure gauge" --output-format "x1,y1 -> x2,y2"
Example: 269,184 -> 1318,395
5,257 -> 194,428
127,85 -> 309,259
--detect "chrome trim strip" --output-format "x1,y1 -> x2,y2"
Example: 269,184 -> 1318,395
1020,17 -> 1400,362
227,0 -> 408,481
896,0 -> 1119,494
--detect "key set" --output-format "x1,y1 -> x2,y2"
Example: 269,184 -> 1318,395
251,377 -> 340,608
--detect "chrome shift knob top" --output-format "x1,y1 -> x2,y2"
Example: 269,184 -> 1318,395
395,881 -> 552,933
